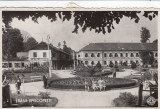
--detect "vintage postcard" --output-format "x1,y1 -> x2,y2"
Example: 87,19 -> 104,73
1,7 -> 159,108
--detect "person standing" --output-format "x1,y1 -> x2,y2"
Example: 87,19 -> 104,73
43,74 -> 48,89
113,68 -> 117,78
16,75 -> 21,94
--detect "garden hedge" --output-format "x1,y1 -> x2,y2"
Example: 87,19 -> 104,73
48,77 -> 136,90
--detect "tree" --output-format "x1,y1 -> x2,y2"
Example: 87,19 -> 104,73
2,11 -> 157,34
3,28 -> 24,58
140,27 -> 151,43
96,61 -> 102,69
23,37 -> 38,51
109,61 -> 114,67
131,62 -> 137,69
153,39 -> 158,43
139,27 -> 155,66
139,51 -> 154,66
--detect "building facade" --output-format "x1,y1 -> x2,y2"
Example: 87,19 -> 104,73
77,43 -> 158,66
28,41 -> 73,70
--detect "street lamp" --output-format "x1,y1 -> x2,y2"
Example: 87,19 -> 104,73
47,35 -> 52,78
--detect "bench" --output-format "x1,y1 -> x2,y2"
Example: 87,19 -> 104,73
30,76 -> 42,82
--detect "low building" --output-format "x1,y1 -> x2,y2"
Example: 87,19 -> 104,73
28,41 -> 73,70
77,43 -> 158,66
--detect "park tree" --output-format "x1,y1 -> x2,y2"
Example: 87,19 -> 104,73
140,27 -> 151,43
96,61 -> 102,69
2,28 -> 24,58
2,11 -> 157,34
24,37 -> 38,51
139,27 -> 155,66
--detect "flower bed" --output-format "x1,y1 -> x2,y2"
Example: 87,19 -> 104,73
48,77 -> 136,90
75,71 -> 112,77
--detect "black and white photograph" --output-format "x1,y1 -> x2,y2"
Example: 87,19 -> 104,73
2,9 -> 158,108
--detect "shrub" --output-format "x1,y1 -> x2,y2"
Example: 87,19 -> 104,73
49,77 -> 136,90
109,62 -> 114,68
96,61 -> 102,69
112,92 -> 138,107
131,62 -> 137,69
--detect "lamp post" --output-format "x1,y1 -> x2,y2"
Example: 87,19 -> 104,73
47,35 -> 52,78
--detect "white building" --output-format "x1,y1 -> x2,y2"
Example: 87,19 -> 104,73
77,43 -> 158,66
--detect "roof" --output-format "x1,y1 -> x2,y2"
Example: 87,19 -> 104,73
80,43 -> 157,51
30,41 -> 70,55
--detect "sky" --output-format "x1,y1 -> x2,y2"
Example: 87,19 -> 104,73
9,12 -> 158,52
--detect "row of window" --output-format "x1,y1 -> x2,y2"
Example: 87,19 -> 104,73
81,53 -> 140,58
33,52 -> 47,58
2,63 -> 25,68
84,60 -> 139,65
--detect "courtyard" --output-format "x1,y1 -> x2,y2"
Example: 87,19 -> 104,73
9,69 -> 150,107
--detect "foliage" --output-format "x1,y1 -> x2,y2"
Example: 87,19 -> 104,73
153,39 -> 158,43
2,28 -> 24,58
49,77 -> 136,90
24,37 -> 38,51
140,27 -> 151,43
131,62 -> 137,69
2,11 -> 157,34
96,61 -> 102,69
38,92 -> 51,99
139,51 -> 154,65
112,92 -> 138,107
123,62 -> 128,66
75,71 -> 112,77
109,61 -> 114,67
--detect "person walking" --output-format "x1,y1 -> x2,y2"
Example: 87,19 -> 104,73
43,74 -> 48,89
16,75 -> 22,94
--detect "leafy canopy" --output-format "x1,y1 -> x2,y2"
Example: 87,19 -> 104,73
3,28 -> 24,58
2,11 -> 158,34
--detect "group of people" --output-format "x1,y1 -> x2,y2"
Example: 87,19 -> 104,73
85,78 -> 106,91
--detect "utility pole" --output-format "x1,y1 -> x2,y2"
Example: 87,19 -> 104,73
47,35 -> 52,78
73,51 -> 75,70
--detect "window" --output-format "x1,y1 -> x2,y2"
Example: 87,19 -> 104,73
155,53 -> 158,57
104,53 -> 107,57
136,53 -> 139,57
15,63 -> 21,68
2,63 -> 8,68
130,60 -> 133,64
33,52 -> 37,57
120,53 -> 123,57
43,52 -> 47,57
9,63 -> 12,68
130,53 -> 134,57
91,53 -> 95,57
115,53 -> 118,57
109,53 -> 112,57
85,53 -> 88,57
126,53 -> 128,57
85,61 -> 88,65
104,61 -> 107,65
91,61 -> 94,65
78,55 -> 80,57
97,53 -> 100,57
